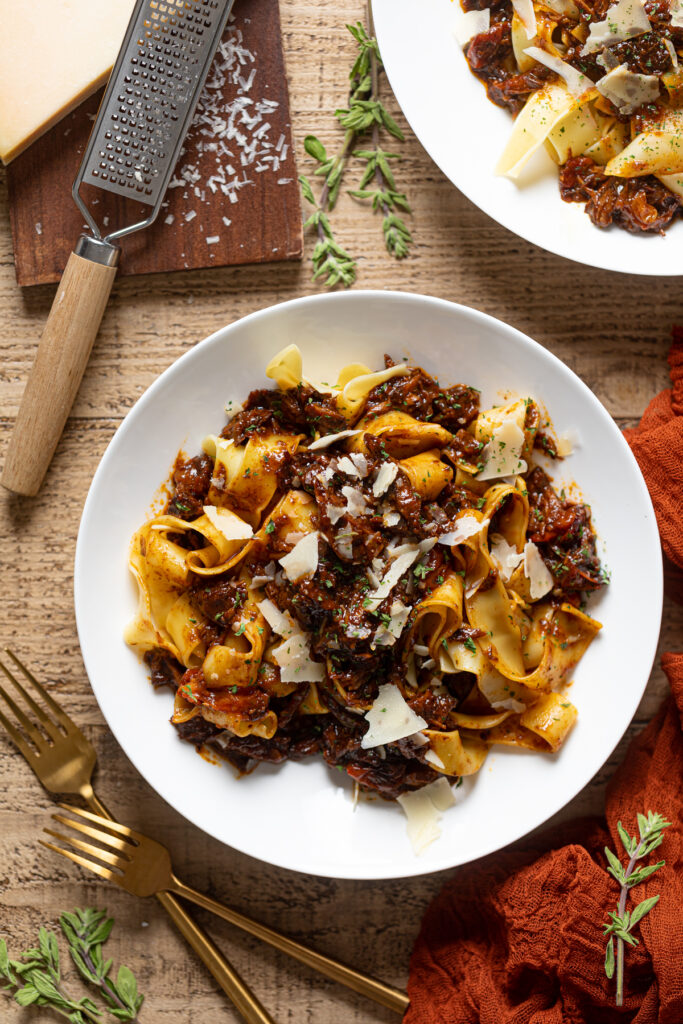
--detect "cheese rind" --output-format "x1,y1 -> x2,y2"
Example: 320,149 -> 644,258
0,1 -> 137,164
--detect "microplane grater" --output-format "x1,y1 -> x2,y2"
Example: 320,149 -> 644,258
1,0 -> 236,498
75,0 -> 236,242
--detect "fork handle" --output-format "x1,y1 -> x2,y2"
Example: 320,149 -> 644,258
155,892 -> 277,1024
83,791 -> 276,1024
170,877 -> 409,1015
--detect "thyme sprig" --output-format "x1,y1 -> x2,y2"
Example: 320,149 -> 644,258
0,910 -> 143,1022
300,17 -> 412,287
603,811 -> 671,1006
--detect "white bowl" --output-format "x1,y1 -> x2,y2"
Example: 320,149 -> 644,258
372,0 -> 683,276
75,291 -> 662,879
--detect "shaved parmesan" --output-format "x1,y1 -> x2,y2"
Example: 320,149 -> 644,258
489,534 -> 524,581
582,0 -> 651,53
397,778 -> 455,855
671,0 -> 683,28
341,485 -> 370,518
596,64 -> 660,114
278,531 -> 319,583
663,37 -> 679,69
361,684 -> 427,749
372,626 -> 397,647
513,0 -> 537,39
453,7 -> 490,46
366,567 -> 381,588
272,632 -> 325,683
327,502 -> 346,525
335,528 -> 355,560
438,514 -> 489,546
523,541 -> 554,599
383,511 -> 401,527
256,599 -> 296,637
372,599 -> 411,647
477,420 -> 527,481
524,46 -> 593,97
284,531 -> 305,546
308,429 -> 362,450
424,749 -> 446,770
337,456 -> 362,478
365,543 -> 431,612
202,505 -> 253,541
373,462 -> 399,497
349,452 -> 369,477
249,575 -> 272,588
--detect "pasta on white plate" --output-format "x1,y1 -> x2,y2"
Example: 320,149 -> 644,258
125,346 -> 606,853
454,0 -> 683,232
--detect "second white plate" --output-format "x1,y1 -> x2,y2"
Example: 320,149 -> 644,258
373,0 -> 683,275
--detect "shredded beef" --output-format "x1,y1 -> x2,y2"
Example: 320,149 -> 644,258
559,157 -> 682,235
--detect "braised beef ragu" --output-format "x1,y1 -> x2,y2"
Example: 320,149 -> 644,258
167,452 -> 213,520
459,0 -> 683,233
559,157 -> 682,233
142,359 -> 607,801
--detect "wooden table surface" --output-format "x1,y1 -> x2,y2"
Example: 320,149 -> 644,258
1,2 -> 681,1021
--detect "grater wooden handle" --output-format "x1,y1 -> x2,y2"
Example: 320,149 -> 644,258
2,237 -> 119,497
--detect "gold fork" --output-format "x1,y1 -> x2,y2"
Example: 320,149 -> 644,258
0,650 -> 410,1015
41,803 -> 409,1014
0,649 -> 276,1024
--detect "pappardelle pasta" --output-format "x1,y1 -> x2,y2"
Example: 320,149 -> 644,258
125,347 -> 606,844
455,0 -> 683,232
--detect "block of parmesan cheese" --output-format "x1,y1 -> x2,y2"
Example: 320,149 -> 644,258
0,0 -> 136,164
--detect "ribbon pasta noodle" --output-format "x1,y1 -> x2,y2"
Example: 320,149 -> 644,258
126,345 -> 606,822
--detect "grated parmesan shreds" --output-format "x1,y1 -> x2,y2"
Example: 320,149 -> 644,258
166,20 -> 293,232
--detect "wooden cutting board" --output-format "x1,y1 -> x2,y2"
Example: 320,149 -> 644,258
6,0 -> 302,287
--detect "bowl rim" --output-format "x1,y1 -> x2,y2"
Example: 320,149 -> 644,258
74,289 -> 664,879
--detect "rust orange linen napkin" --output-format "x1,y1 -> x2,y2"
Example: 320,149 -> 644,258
405,341 -> 683,1024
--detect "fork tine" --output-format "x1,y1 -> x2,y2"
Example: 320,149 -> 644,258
56,802 -> 139,841
44,827 -> 128,871
4,650 -> 74,733
40,840 -> 117,884
0,678 -> 49,748
0,705 -> 34,761
51,811 -> 134,857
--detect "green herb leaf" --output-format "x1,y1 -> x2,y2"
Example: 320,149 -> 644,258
604,937 -> 615,979
304,135 -> 327,163
629,895 -> 660,927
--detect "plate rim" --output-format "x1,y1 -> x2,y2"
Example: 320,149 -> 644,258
74,289 -> 664,879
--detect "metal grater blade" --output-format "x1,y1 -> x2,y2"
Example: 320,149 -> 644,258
74,0 -> 235,241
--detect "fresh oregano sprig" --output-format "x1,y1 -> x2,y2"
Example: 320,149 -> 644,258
0,927 -> 101,1023
300,14 -> 412,287
60,909 -> 143,1022
299,171 -> 357,289
342,22 -> 413,259
0,910 -> 143,1023
603,811 -> 671,1007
